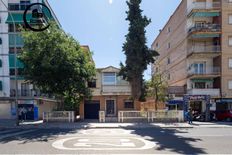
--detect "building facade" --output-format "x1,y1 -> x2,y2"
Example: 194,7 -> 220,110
151,0 -> 232,114
0,0 -> 60,119
79,66 -> 140,120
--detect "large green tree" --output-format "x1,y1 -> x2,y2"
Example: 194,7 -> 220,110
119,0 -> 159,101
19,23 -> 95,110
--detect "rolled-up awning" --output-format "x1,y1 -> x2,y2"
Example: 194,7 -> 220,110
5,13 -> 32,24
191,34 -> 220,38
167,100 -> 183,105
192,12 -> 220,17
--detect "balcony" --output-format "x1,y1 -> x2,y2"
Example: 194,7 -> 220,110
187,2 -> 221,16
187,88 -> 220,97
188,24 -> 221,34
188,67 -> 220,78
9,89 -> 51,98
187,45 -> 221,57
102,85 -> 131,95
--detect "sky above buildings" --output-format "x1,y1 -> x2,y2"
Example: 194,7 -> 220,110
48,0 -> 182,79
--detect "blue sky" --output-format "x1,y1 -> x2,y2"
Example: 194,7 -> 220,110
48,0 -> 181,79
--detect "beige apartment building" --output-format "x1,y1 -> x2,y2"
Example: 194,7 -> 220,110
152,0 -> 232,113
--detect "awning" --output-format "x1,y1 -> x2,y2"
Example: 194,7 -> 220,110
191,79 -> 213,82
191,34 -> 220,38
192,12 -> 220,17
5,13 -> 32,24
216,99 -> 232,104
167,100 -> 183,105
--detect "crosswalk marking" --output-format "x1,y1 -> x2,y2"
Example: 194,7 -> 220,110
0,129 -> 38,140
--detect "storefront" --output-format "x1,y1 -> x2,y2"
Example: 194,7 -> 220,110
166,100 -> 183,110
183,95 -> 211,121
215,98 -> 232,111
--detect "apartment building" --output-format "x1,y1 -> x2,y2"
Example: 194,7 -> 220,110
79,66 -> 141,120
0,0 -> 60,119
151,0 -> 232,114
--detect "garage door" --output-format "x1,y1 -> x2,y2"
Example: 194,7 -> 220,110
84,100 -> 100,119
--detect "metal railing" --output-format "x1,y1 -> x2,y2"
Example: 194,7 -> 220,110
118,111 -> 147,122
10,89 -> 41,97
147,110 -> 184,122
118,110 -> 184,123
188,66 -> 220,76
102,85 -> 131,93
187,1 -> 221,14
43,111 -> 75,122
187,45 -> 221,55
188,24 -> 221,33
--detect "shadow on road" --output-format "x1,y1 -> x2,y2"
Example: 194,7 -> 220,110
0,127 -> 83,145
122,124 -> 206,154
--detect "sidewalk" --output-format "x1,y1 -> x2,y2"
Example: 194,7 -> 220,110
1,119 -> 232,129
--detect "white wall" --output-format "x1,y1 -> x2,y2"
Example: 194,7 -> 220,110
0,0 -> 10,97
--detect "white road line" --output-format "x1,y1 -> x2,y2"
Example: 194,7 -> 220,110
0,129 -> 38,140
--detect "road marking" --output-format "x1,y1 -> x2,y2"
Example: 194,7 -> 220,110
52,137 -> 156,151
0,129 -> 38,140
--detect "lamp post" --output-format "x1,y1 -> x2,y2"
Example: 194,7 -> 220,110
0,0 -> 19,126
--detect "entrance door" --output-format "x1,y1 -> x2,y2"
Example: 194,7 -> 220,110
106,100 -> 115,116
84,100 -> 100,119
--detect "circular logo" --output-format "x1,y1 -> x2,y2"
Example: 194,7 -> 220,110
23,3 -> 52,32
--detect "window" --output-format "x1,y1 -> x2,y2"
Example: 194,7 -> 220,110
193,63 -> 206,74
168,73 -> 171,80
167,57 -> 171,64
229,59 -> 232,68
228,81 -> 232,89
0,81 -> 2,91
229,36 -> 232,46
124,100 -> 134,109
0,38 -> 2,44
103,72 -> 116,85
229,15 -> 232,24
195,82 -> 206,89
8,4 -> 20,11
9,47 -> 22,54
167,42 -> 170,49
156,43 -> 159,48
0,59 -> 2,67
88,79 -> 96,88
167,27 -> 171,33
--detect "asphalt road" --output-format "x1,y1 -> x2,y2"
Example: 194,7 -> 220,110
0,126 -> 232,154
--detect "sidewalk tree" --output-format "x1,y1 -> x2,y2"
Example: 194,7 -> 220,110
19,23 -> 95,111
146,73 -> 168,109
119,0 -> 159,101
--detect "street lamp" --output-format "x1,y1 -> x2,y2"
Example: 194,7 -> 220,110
0,0 -> 19,126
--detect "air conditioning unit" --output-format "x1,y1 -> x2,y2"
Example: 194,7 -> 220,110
169,94 -> 175,99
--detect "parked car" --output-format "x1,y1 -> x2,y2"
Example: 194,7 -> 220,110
213,110 -> 232,122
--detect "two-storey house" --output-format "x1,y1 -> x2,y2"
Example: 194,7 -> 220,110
79,66 -> 140,120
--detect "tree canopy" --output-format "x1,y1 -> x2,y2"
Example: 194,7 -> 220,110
19,23 -> 96,110
119,0 -> 159,101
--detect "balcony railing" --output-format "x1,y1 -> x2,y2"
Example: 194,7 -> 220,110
187,1 -> 221,14
10,89 -> 40,97
188,24 -> 221,34
102,85 -> 131,94
188,66 -> 220,76
187,88 -> 220,97
187,45 -> 221,55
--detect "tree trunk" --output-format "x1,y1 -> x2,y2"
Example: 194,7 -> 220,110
130,75 -> 142,100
